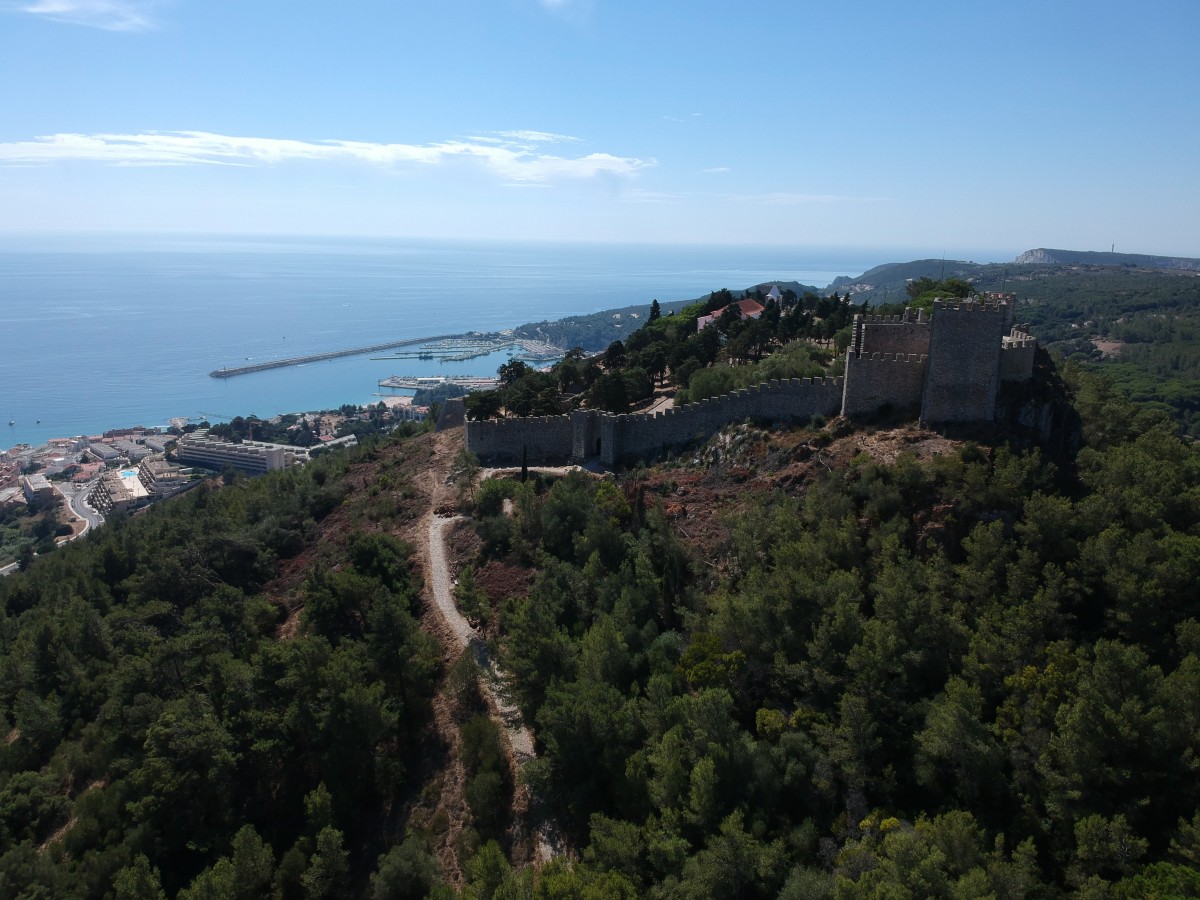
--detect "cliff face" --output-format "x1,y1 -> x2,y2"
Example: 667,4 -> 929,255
993,347 -> 1082,461
1013,249 -> 1059,265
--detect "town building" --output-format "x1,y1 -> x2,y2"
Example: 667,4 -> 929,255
138,458 -> 195,500
696,298 -> 766,331
88,467 -> 150,515
88,443 -> 121,463
176,430 -> 311,475
20,474 -> 57,506
0,486 -> 26,510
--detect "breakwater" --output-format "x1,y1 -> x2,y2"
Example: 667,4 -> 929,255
208,334 -> 465,378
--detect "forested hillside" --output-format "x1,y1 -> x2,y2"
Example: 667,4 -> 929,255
454,370 -> 1200,897
0,440 -> 445,897
4,278 -> 1200,897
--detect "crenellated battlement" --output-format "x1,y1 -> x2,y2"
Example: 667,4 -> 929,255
853,307 -> 931,356
859,308 -> 929,326
931,299 -> 1011,314
999,327 -> 1037,382
465,413 -> 573,464
852,352 -> 928,364
1003,325 -> 1036,348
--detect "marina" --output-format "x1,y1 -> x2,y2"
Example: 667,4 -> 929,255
371,335 -> 564,365
378,375 -> 498,391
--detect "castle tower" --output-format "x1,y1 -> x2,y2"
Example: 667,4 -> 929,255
920,300 -> 1012,426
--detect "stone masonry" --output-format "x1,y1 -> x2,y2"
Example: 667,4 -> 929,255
459,299 -> 1035,467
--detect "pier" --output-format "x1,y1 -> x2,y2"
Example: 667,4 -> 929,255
209,334 -> 466,378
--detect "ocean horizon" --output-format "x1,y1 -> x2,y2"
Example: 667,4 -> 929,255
0,235 -> 1006,452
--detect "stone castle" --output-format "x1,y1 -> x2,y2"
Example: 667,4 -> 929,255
448,299 -> 1037,468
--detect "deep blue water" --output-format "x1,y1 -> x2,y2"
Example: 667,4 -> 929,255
0,235 -> 892,450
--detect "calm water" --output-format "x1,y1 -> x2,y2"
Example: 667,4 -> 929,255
0,235 -> 888,450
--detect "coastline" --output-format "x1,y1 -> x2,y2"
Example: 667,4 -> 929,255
2,238 -> 894,453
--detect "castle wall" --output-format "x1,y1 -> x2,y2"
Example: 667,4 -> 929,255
598,376 -> 843,465
921,301 -> 1010,425
841,352 -> 928,418
853,309 -> 931,356
465,414 -> 573,465
1000,329 -> 1037,382
465,300 -> 1036,466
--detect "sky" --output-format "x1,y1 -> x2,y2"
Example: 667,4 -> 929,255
0,0 -> 1197,259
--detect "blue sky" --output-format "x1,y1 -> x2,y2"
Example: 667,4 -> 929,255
1,0 -> 1197,258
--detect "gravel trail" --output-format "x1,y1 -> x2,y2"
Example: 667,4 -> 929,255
426,513 -> 555,858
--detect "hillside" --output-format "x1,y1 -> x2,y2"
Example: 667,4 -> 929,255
4,300 -> 1200,895
1015,248 -> 1200,270
512,280 -> 819,352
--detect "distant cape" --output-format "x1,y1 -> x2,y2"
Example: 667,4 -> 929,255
1014,248 -> 1200,271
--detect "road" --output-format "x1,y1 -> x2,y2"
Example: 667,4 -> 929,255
1,481 -> 104,578
57,481 -> 103,534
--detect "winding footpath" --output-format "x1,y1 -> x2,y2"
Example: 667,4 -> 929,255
425,513 -> 558,861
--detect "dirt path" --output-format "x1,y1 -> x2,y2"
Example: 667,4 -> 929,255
426,514 -> 557,861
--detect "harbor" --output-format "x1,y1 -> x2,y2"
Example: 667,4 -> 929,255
371,334 -> 563,365
209,333 -> 563,379
208,333 -> 467,378
378,375 -> 499,391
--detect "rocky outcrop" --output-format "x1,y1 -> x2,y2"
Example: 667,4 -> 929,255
1013,249 -> 1060,265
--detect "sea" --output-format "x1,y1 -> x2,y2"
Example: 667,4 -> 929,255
0,235 -> 901,452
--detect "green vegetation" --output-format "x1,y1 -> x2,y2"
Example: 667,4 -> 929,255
5,254 -> 1200,896
1014,273 -> 1200,438
206,402 -> 408,447
458,369 -> 1200,896
676,341 -> 832,405
0,504 -> 64,572
465,360 -> 563,421
608,288 -> 854,412
0,437 -> 441,897
512,281 -> 820,353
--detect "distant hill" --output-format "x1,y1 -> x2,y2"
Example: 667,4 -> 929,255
512,279 -> 820,352
825,248 -> 1200,306
828,258 -> 993,303
1015,248 -> 1200,270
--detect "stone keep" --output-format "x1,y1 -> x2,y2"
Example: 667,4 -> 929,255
919,301 -> 1012,426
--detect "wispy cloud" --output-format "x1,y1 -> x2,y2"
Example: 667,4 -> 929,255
495,130 -> 581,144
734,192 -> 880,205
703,166 -> 731,174
6,0 -> 162,31
0,130 -> 654,183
